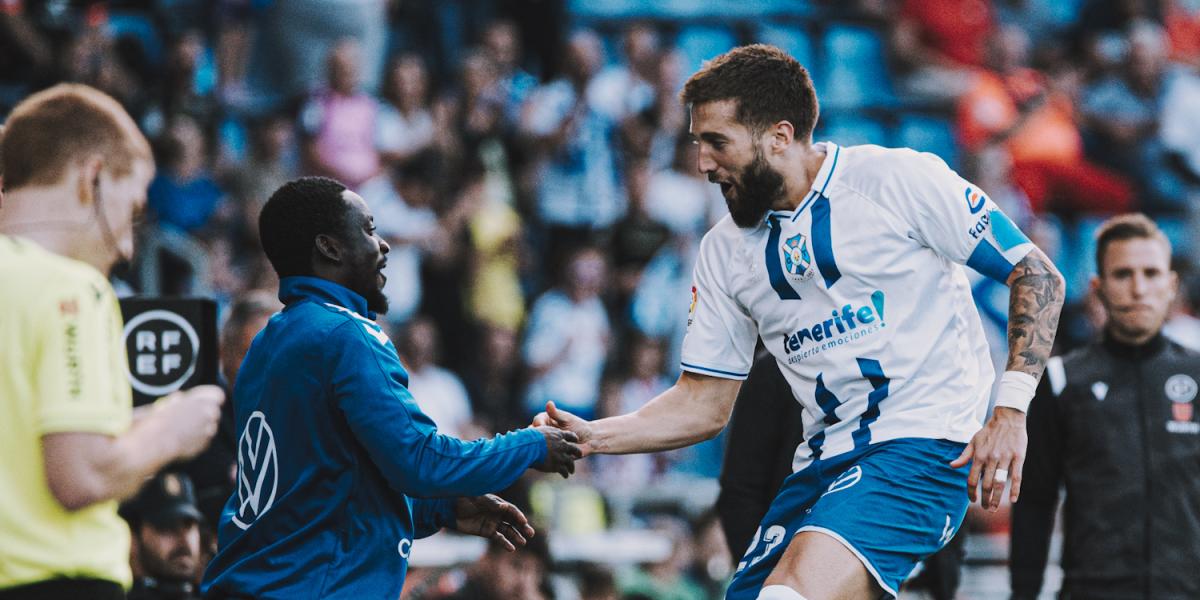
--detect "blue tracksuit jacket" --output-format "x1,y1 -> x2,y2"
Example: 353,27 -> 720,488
201,277 -> 547,599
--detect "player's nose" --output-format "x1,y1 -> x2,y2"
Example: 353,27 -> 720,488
696,150 -> 718,175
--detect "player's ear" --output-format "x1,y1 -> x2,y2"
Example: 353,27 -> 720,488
314,233 -> 342,263
770,120 -> 794,153
76,154 -> 105,206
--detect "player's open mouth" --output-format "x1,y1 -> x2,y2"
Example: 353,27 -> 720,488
377,261 -> 387,286
719,182 -> 733,194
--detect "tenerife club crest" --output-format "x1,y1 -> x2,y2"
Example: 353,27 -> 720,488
782,233 -> 815,282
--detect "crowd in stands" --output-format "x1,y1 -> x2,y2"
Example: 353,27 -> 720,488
3,0 -> 1200,597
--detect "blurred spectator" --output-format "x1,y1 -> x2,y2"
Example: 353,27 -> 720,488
466,167 -> 527,332
219,111 -> 296,261
378,53 -> 436,168
618,517 -> 706,600
610,159 -> 672,301
520,30 -> 625,261
957,25 -> 1133,215
397,316 -> 477,440
148,116 -> 225,235
645,135 -> 724,238
0,85 -> 222,598
143,30 -> 218,136
629,236 -> 697,370
892,0 -> 995,102
1164,256 -> 1200,351
688,510 -> 733,598
482,19 -> 539,125
523,246 -> 611,419
463,325 -> 525,433
645,50 -> 688,171
1158,54 -> 1200,189
120,472 -> 204,600
300,39 -> 383,189
445,535 -> 553,600
247,0 -> 387,107
589,23 -> 659,122
578,564 -> 619,600
1165,0 -> 1200,65
1079,23 -> 1189,213
0,3 -> 53,110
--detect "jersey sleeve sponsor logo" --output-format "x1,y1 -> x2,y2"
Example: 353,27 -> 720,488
781,291 -> 886,364
964,187 -> 986,214
233,411 -> 280,530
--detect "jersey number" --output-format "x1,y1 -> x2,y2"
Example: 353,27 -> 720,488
737,524 -> 787,573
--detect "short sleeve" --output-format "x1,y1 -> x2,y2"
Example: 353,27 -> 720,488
35,276 -> 132,435
679,233 -> 757,379
874,150 -> 1036,283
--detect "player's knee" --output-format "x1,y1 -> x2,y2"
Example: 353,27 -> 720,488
757,584 -> 809,600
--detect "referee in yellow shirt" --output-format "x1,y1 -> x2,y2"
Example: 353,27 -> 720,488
0,84 -> 224,599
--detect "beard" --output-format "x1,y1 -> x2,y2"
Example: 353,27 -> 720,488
350,258 -> 390,315
720,149 -> 787,228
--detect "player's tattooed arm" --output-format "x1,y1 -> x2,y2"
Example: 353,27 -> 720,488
1004,248 -> 1066,379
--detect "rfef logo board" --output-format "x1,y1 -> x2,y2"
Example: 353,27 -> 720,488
120,298 -> 219,405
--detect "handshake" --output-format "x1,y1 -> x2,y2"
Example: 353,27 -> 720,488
529,401 -> 592,478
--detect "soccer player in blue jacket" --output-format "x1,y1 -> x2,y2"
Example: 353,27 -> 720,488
201,177 -> 581,599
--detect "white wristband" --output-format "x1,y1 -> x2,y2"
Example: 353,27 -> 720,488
995,371 -> 1038,413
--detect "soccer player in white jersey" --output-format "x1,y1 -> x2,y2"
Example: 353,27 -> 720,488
535,45 -> 1066,600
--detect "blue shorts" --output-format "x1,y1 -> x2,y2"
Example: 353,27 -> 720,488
725,438 -> 969,599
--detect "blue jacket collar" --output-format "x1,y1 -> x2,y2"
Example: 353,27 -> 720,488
279,276 -> 377,321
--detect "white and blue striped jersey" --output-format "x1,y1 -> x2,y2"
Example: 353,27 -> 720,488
681,142 -> 1035,471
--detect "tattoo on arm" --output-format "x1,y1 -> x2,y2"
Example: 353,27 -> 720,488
1005,249 -> 1066,378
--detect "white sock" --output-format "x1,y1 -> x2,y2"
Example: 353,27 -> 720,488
757,585 -> 808,600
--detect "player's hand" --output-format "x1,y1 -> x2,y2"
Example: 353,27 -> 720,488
452,494 -> 535,552
531,401 -> 595,455
951,406 -> 1027,511
154,385 -> 225,460
532,426 -> 582,478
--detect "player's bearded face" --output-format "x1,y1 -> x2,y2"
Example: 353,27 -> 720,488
341,192 -> 391,315
719,145 -> 787,228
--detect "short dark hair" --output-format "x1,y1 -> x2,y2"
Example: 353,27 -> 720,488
259,176 -> 350,278
1094,213 -> 1171,275
680,44 -> 819,139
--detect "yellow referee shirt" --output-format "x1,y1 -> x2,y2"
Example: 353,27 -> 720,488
0,235 -> 132,589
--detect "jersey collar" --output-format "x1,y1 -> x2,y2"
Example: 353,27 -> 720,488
788,141 -> 841,222
279,276 -> 376,321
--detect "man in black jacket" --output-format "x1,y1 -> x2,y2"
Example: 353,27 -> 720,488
1011,213 -> 1200,600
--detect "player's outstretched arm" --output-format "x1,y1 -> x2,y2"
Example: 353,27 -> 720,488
953,248 -> 1065,511
533,371 -> 741,456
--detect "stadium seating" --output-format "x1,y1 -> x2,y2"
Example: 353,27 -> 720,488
675,24 -> 739,75
820,24 -> 894,111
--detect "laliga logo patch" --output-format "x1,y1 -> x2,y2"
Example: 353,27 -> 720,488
123,310 -> 200,396
781,233 -> 815,282
233,411 -> 279,530
687,285 -> 698,327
